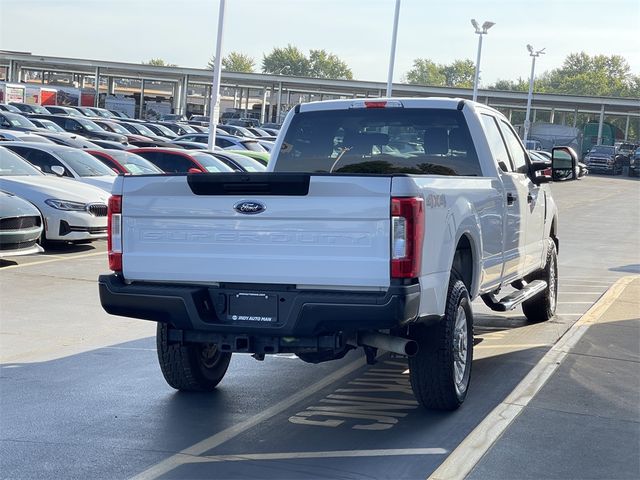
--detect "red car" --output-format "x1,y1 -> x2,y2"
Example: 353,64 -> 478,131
128,148 -> 234,173
88,149 -> 164,175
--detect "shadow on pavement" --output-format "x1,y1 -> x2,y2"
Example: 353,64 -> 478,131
1,336 -> 550,480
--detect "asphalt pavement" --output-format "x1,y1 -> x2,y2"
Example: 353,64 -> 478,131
431,275 -> 640,480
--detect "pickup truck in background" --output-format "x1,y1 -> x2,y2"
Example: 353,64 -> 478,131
584,144 -> 624,175
99,98 -> 582,411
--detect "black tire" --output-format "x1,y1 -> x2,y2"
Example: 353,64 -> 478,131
409,278 -> 473,410
156,323 -> 232,391
522,239 -> 558,322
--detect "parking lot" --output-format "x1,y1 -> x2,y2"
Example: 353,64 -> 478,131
1,173 -> 638,479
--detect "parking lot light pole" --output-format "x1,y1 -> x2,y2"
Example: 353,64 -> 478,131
207,0 -> 226,151
386,0 -> 401,98
471,19 -> 495,102
523,44 -> 545,143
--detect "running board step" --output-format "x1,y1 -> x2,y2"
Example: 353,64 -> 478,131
481,280 -> 548,312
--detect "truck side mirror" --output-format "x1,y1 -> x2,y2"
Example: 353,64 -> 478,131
551,147 -> 577,181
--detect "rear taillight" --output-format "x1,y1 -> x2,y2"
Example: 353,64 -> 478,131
391,197 -> 424,279
107,195 -> 122,272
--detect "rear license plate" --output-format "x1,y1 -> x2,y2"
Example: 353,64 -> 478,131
228,293 -> 277,322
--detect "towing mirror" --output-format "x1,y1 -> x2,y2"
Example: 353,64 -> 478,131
530,163 -> 552,185
551,146 -> 577,181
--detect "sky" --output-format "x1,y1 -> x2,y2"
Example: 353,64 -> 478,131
1,0 -> 639,86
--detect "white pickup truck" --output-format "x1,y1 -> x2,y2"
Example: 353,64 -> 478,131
99,98 -> 581,410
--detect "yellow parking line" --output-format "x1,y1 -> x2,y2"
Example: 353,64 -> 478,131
1,251 -> 105,270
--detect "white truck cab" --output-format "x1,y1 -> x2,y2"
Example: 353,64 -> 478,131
99,98 -> 582,410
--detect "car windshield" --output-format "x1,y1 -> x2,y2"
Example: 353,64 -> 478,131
149,124 -> 177,137
38,119 -> 66,132
178,124 -> 197,134
64,108 -> 83,117
276,107 -> 481,175
190,152 -> 235,173
215,153 -> 266,172
0,147 -> 44,176
105,150 -> 162,174
76,118 -> 104,132
240,140 -> 267,152
101,122 -> 129,135
6,113 -> 37,128
590,145 -> 614,154
232,126 -> 256,137
30,105 -> 50,114
90,109 -> 111,118
132,124 -> 156,136
57,149 -> 117,177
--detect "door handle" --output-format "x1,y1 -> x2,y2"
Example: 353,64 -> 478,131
507,192 -> 517,205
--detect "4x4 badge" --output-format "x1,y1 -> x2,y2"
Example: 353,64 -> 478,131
234,201 -> 266,215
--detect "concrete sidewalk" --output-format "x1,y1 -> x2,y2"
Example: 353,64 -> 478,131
432,276 -> 640,480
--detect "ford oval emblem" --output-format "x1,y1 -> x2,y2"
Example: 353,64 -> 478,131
234,201 -> 266,215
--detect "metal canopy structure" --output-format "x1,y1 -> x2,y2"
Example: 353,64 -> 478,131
2,51 -> 639,130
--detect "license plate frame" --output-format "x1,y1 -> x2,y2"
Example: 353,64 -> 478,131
227,292 -> 278,323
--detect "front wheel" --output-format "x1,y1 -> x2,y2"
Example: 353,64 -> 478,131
409,278 -> 473,410
522,238 -> 558,322
156,323 -> 232,391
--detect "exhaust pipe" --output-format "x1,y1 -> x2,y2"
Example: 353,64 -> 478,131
357,332 -> 418,357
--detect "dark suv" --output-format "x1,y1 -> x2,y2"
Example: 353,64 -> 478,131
629,147 -> 640,177
617,143 -> 636,166
584,145 -> 623,175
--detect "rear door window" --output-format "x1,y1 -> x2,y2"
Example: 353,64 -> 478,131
498,120 -> 528,174
481,115 -> 513,172
275,107 -> 481,175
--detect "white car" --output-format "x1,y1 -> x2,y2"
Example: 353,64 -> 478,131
2,142 -> 117,192
0,190 -> 44,257
0,129 -> 56,144
0,147 -> 108,243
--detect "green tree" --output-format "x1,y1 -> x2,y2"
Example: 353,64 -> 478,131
536,52 -> 637,97
404,59 -> 475,87
308,49 -> 353,79
488,78 -> 529,91
262,45 -> 310,76
403,59 -> 446,86
142,58 -> 176,67
208,52 -> 255,72
441,59 -> 476,88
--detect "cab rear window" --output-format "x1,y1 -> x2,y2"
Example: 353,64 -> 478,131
275,108 -> 481,176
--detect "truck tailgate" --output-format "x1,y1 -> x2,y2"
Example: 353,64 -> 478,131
120,174 -> 392,288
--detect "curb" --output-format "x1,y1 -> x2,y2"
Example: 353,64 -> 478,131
428,275 -> 639,480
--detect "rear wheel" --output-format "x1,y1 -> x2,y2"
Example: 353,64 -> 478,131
409,278 -> 473,410
156,323 -> 231,391
522,238 -> 558,322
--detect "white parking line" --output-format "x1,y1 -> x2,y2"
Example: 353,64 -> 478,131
131,355 -> 371,480
428,276 -> 636,480
188,447 -> 447,463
